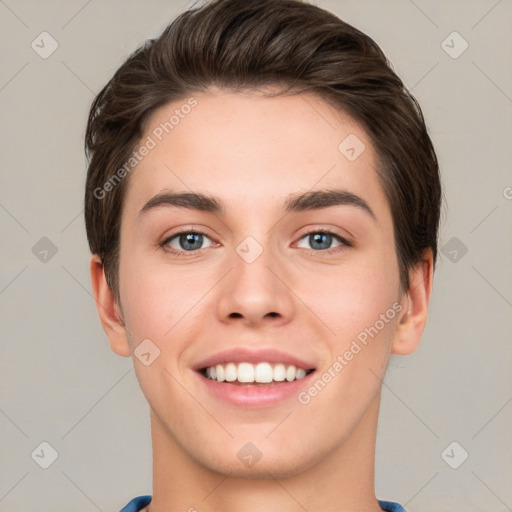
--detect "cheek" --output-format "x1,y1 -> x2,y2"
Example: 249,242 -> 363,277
118,256 -> 212,359
118,254 -> 179,344
299,274 -> 400,424
313,251 -> 399,332
118,261 -> 202,411
307,248 -> 401,389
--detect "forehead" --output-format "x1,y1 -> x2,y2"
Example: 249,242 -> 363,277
122,89 -> 390,224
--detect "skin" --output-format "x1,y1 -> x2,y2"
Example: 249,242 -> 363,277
91,88 -> 433,512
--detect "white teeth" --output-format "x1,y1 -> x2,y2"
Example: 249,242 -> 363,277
225,362 -> 237,382
295,368 -> 306,379
237,362 -> 255,383
204,362 -> 311,383
255,362 -> 273,383
285,365 -> 296,381
215,364 -> 225,382
273,363 -> 286,381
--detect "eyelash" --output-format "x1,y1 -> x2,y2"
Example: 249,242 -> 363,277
160,228 -> 353,257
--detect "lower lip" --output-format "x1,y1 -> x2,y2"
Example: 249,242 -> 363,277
195,371 -> 316,408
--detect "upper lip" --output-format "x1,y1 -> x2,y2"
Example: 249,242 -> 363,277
193,347 -> 316,371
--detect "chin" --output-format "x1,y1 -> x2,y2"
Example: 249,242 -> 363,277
193,442 -> 325,480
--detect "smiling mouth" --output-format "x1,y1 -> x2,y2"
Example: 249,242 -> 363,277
199,361 -> 316,385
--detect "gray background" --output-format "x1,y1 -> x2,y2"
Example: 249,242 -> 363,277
1,0 -> 511,510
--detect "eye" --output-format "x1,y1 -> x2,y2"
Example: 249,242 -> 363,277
162,230 -> 214,254
295,230 -> 352,253
160,228 -> 352,256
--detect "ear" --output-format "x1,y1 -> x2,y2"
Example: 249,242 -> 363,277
89,254 -> 131,357
391,248 -> 434,356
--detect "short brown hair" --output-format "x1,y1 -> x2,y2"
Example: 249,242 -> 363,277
84,0 -> 441,299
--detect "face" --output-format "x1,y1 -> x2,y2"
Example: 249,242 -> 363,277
112,88 -> 407,477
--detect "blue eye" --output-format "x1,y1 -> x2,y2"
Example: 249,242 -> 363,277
296,231 -> 350,252
161,229 -> 351,257
163,231 -> 213,253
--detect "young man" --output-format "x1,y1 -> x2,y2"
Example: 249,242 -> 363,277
85,0 -> 441,510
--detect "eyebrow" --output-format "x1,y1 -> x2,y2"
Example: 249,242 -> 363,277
138,188 -> 376,220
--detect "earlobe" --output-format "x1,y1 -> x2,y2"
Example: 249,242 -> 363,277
89,254 -> 131,357
391,249 -> 434,356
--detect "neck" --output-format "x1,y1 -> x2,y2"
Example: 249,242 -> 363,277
147,395 -> 383,512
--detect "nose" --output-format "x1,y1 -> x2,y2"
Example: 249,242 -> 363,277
215,240 -> 296,328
